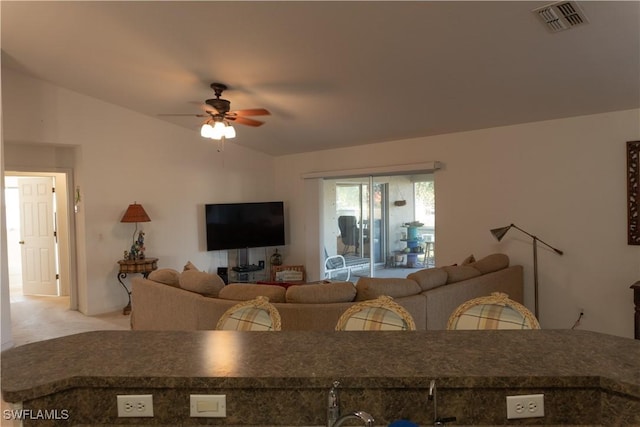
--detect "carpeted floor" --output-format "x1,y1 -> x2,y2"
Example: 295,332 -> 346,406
2,294 -> 132,424
8,294 -> 131,348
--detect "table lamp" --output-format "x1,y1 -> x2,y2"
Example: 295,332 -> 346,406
121,202 -> 151,258
490,223 -> 563,319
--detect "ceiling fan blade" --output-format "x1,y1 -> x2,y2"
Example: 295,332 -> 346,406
200,104 -> 219,114
158,113 -> 209,117
232,108 -> 271,117
229,116 -> 265,127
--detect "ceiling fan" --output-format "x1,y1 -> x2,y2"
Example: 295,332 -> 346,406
164,83 -> 270,141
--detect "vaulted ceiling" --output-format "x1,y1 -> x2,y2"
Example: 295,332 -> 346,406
2,1 -> 638,156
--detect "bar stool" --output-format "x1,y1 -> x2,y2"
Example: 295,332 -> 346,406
422,239 -> 435,268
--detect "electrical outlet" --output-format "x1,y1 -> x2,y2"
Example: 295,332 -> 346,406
117,394 -> 154,417
506,394 -> 544,419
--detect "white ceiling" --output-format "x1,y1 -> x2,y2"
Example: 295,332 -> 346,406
2,1 -> 638,156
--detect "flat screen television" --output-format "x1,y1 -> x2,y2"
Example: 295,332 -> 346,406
205,201 -> 285,251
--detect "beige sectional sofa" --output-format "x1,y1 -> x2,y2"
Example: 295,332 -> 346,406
131,253 -> 523,331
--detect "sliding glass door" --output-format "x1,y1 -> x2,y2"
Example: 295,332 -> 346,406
323,172 -> 435,280
324,176 -> 389,279
334,180 -> 386,258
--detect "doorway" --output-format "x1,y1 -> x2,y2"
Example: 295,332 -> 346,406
5,172 -> 74,307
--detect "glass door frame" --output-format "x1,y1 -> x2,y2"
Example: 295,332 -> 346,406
327,176 -> 391,278
303,161 -> 441,281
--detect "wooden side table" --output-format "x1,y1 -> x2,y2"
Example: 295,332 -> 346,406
117,257 -> 158,315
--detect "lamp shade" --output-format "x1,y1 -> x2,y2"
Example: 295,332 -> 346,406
121,203 -> 151,223
490,225 -> 513,242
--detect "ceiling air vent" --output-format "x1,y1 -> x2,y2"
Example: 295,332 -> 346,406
533,1 -> 589,33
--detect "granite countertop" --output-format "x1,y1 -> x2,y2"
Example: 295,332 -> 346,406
2,329 -> 639,403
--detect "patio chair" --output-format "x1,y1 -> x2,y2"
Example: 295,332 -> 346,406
325,254 -> 352,281
338,215 -> 359,254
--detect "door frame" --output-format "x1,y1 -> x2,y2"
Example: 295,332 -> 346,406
5,169 -> 77,308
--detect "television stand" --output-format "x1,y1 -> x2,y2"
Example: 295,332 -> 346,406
232,264 -> 263,273
228,269 -> 267,283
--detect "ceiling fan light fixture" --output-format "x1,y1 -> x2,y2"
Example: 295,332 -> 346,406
210,121 -> 227,140
200,123 -> 214,138
169,82 -> 268,143
224,124 -> 236,139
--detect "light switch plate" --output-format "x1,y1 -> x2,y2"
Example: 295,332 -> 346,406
190,394 -> 226,418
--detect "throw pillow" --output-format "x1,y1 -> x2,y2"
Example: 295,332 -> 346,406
407,268 -> 448,292
468,253 -> 509,274
355,277 -> 421,301
183,261 -> 199,271
461,254 -> 476,265
147,268 -> 180,287
179,270 -> 225,297
218,284 -> 286,303
285,281 -> 356,304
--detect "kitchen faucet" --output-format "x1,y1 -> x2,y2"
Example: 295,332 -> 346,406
327,381 -> 374,427
428,379 -> 457,426
332,410 -> 375,427
327,380 -> 340,427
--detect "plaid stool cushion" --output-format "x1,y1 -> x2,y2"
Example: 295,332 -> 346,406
450,303 -> 532,330
217,306 -> 275,331
341,306 -> 410,331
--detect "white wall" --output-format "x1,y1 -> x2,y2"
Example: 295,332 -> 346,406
274,109 -> 640,338
3,66 -> 639,340
1,78 -> 12,350
1,68 -> 276,317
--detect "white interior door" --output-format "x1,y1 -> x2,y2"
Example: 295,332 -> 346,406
19,177 -> 59,296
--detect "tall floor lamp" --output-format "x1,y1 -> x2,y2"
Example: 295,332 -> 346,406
490,224 -> 563,319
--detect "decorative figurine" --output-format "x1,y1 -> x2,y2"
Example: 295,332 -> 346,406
136,231 -> 146,259
128,231 -> 146,260
270,248 -> 283,266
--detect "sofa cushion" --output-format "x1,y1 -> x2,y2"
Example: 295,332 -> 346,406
442,265 -> 482,284
179,270 -> 225,297
407,268 -> 448,292
147,268 -> 180,287
469,253 -> 509,274
285,281 -> 356,304
355,277 -> 421,301
218,284 -> 286,303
